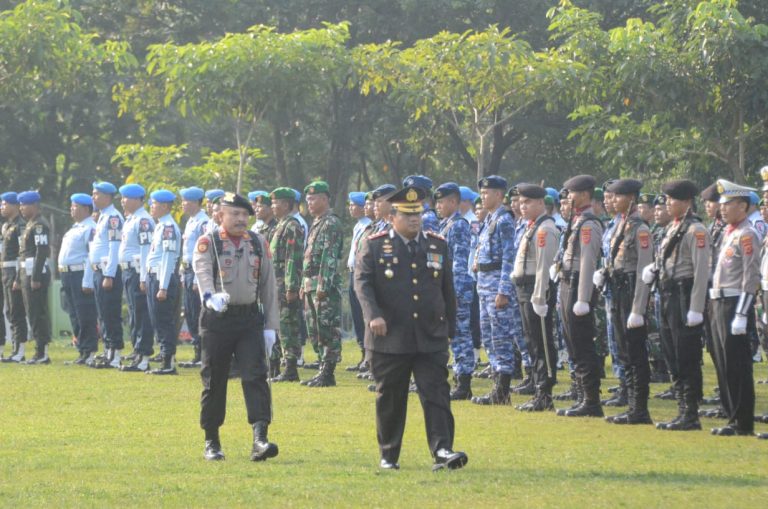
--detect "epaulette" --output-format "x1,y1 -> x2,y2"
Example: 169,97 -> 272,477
369,231 -> 388,240
426,231 -> 446,241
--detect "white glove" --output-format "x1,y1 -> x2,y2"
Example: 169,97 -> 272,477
592,269 -> 605,288
205,292 -> 230,312
627,312 -> 645,329
731,314 -> 747,335
686,310 -> 704,327
641,263 -> 657,285
532,303 -> 548,317
762,312 -> 768,326
263,329 -> 277,357
573,301 -> 590,316
548,264 -> 558,281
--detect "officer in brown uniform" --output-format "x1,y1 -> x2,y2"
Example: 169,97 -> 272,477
511,184 -> 560,411
599,179 -> 653,425
193,192 -> 281,461
355,185 -> 467,471
554,175 -> 604,418
708,180 -> 759,437
643,180 -> 709,431
0,192 -> 28,362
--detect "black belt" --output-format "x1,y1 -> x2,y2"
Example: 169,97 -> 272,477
560,270 -> 579,281
223,303 -> 260,317
476,262 -> 502,272
611,271 -> 636,281
660,277 -> 693,292
512,275 -> 535,286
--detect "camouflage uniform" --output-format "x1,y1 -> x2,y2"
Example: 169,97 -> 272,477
271,214 -> 304,361
303,210 -> 344,363
256,217 -> 277,244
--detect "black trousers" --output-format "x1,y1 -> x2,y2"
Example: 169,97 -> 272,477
370,350 -> 454,463
2,268 -> 27,344
709,297 -> 755,433
94,267 -> 124,350
122,267 -> 154,355
20,271 -> 50,351
516,280 -> 557,390
183,268 -> 202,346
60,271 -> 98,355
147,273 -> 180,357
470,284 -> 481,349
659,279 -> 703,403
558,276 -> 600,392
199,306 -> 271,430
348,271 -> 365,349
609,274 -> 650,398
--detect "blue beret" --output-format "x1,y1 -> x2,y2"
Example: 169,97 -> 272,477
180,187 -> 204,201
0,192 -> 18,204
119,183 -> 146,199
477,175 -> 508,190
18,191 -> 41,204
459,186 -> 476,202
92,181 -> 117,194
434,182 -> 460,200
750,191 -> 760,205
402,175 -> 433,191
371,184 -> 397,200
150,189 -> 176,203
205,189 -> 225,201
70,193 -> 93,206
292,189 -> 301,202
348,192 -> 366,206
545,187 -> 560,204
248,190 -> 267,202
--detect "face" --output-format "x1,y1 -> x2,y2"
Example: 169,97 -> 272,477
348,202 -> 364,220
272,199 -> 293,219
121,196 -> 143,215
374,199 -> 392,222
206,200 -> 214,215
182,199 -> 201,217
654,203 -> 671,224
720,199 -> 748,224
71,202 -> 91,222
612,193 -> 633,214
92,190 -> 112,211
364,199 -> 375,219
306,193 -> 329,217
560,198 -> 572,219
603,192 -> 615,214
220,205 -> 250,235
255,202 -> 272,221
392,210 -> 421,238
150,201 -> 170,219
20,203 -> 38,220
1,201 -> 17,219
704,200 -> 719,219
480,188 -> 503,211
510,197 -> 521,216
435,195 -> 458,219
665,198 -> 688,220
570,190 -> 590,209
211,204 -> 221,225
519,197 -> 544,221
475,203 -> 487,222
638,203 -> 654,222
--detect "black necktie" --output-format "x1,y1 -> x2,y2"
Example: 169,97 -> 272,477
408,240 -> 418,258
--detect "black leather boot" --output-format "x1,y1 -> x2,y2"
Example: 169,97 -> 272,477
250,421 -> 279,461
471,373 -> 511,405
556,378 -> 583,416
602,378 -> 628,407
666,387 -> 701,431
512,367 -> 534,395
307,361 -> 336,387
179,344 -> 202,368
554,372 -> 578,401
149,355 -> 177,375
204,428 -> 225,461
272,358 -> 300,382
565,376 -> 603,417
450,374 -> 473,400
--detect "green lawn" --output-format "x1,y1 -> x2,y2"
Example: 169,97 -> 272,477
1,340 -> 766,508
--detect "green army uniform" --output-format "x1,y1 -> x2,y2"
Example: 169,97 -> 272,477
269,187 -> 305,382
20,213 -> 52,363
301,181 -> 344,387
257,218 -> 277,243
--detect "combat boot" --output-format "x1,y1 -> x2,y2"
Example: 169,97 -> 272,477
654,385 -> 676,400
450,374 -> 473,401
149,355 -> 177,375
269,357 -> 281,379
204,428 -> 225,461
179,344 -> 202,368
512,367 -> 535,395
301,364 -> 323,386
666,390 -> 701,431
90,348 -> 114,369
554,372 -> 578,401
148,352 -> 164,363
556,379 -> 583,416
120,355 -> 150,372
25,344 -> 50,365
564,381 -> 603,417
346,350 -> 366,372
473,365 -> 492,379
271,358 -> 300,383
8,342 -> 26,363
307,361 -> 336,387
602,378 -> 628,407
519,385 -> 555,412
471,373 -> 511,405
250,421 -> 279,461
609,370 -> 652,424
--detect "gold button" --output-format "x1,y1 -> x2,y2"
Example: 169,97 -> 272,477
413,312 -> 418,319
413,295 -> 419,301
412,278 -> 418,284
411,263 -> 417,269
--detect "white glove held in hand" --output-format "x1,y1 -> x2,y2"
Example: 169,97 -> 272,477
263,329 -> 277,357
731,314 -> 747,335
549,264 -> 558,281
686,311 -> 704,327
592,269 -> 605,288
627,312 -> 644,329
532,303 -> 548,317
573,301 -> 590,316
641,263 -> 657,285
205,292 -> 230,312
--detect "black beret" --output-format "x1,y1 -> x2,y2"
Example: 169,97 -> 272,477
478,175 -> 508,190
219,192 -> 255,216
371,184 -> 397,200
653,194 -> 667,206
638,193 -> 656,205
564,174 -> 596,192
662,179 -> 698,201
516,183 -> 547,199
607,178 -> 643,195
507,185 -> 519,198
601,179 -> 617,192
700,183 -> 720,202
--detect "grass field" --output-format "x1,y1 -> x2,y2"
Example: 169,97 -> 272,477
1,340 -> 767,508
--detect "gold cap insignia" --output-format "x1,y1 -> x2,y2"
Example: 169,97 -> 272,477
406,189 -> 418,202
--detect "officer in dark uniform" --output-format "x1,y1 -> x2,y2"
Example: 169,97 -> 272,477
355,185 -> 467,471
403,175 -> 440,233
193,192 -> 280,461
0,192 -> 28,362
18,191 -> 52,364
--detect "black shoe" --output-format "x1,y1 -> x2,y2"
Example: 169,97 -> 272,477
699,407 -> 727,419
702,394 -> 721,405
122,351 -> 139,363
449,375 -> 473,401
303,361 -> 321,370
367,383 -> 376,392
512,373 -> 535,395
120,356 -> 150,372
204,440 -> 225,461
711,425 -> 753,436
602,384 -> 628,407
306,362 -> 336,387
25,356 -> 51,365
149,357 -> 177,375
380,458 -> 400,470
564,402 -> 604,417
757,433 -> 768,440
554,384 -> 578,401
432,449 -> 468,471
271,359 -> 300,382
654,388 -> 676,400
607,410 -> 653,425
519,393 -> 554,412
301,372 -> 323,386
250,421 -> 279,461
471,374 -> 511,405
148,353 -> 164,363
754,414 -> 768,424
664,415 -> 702,431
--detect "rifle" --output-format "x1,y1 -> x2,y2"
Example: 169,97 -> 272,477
603,199 -> 635,293
650,205 -> 692,293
